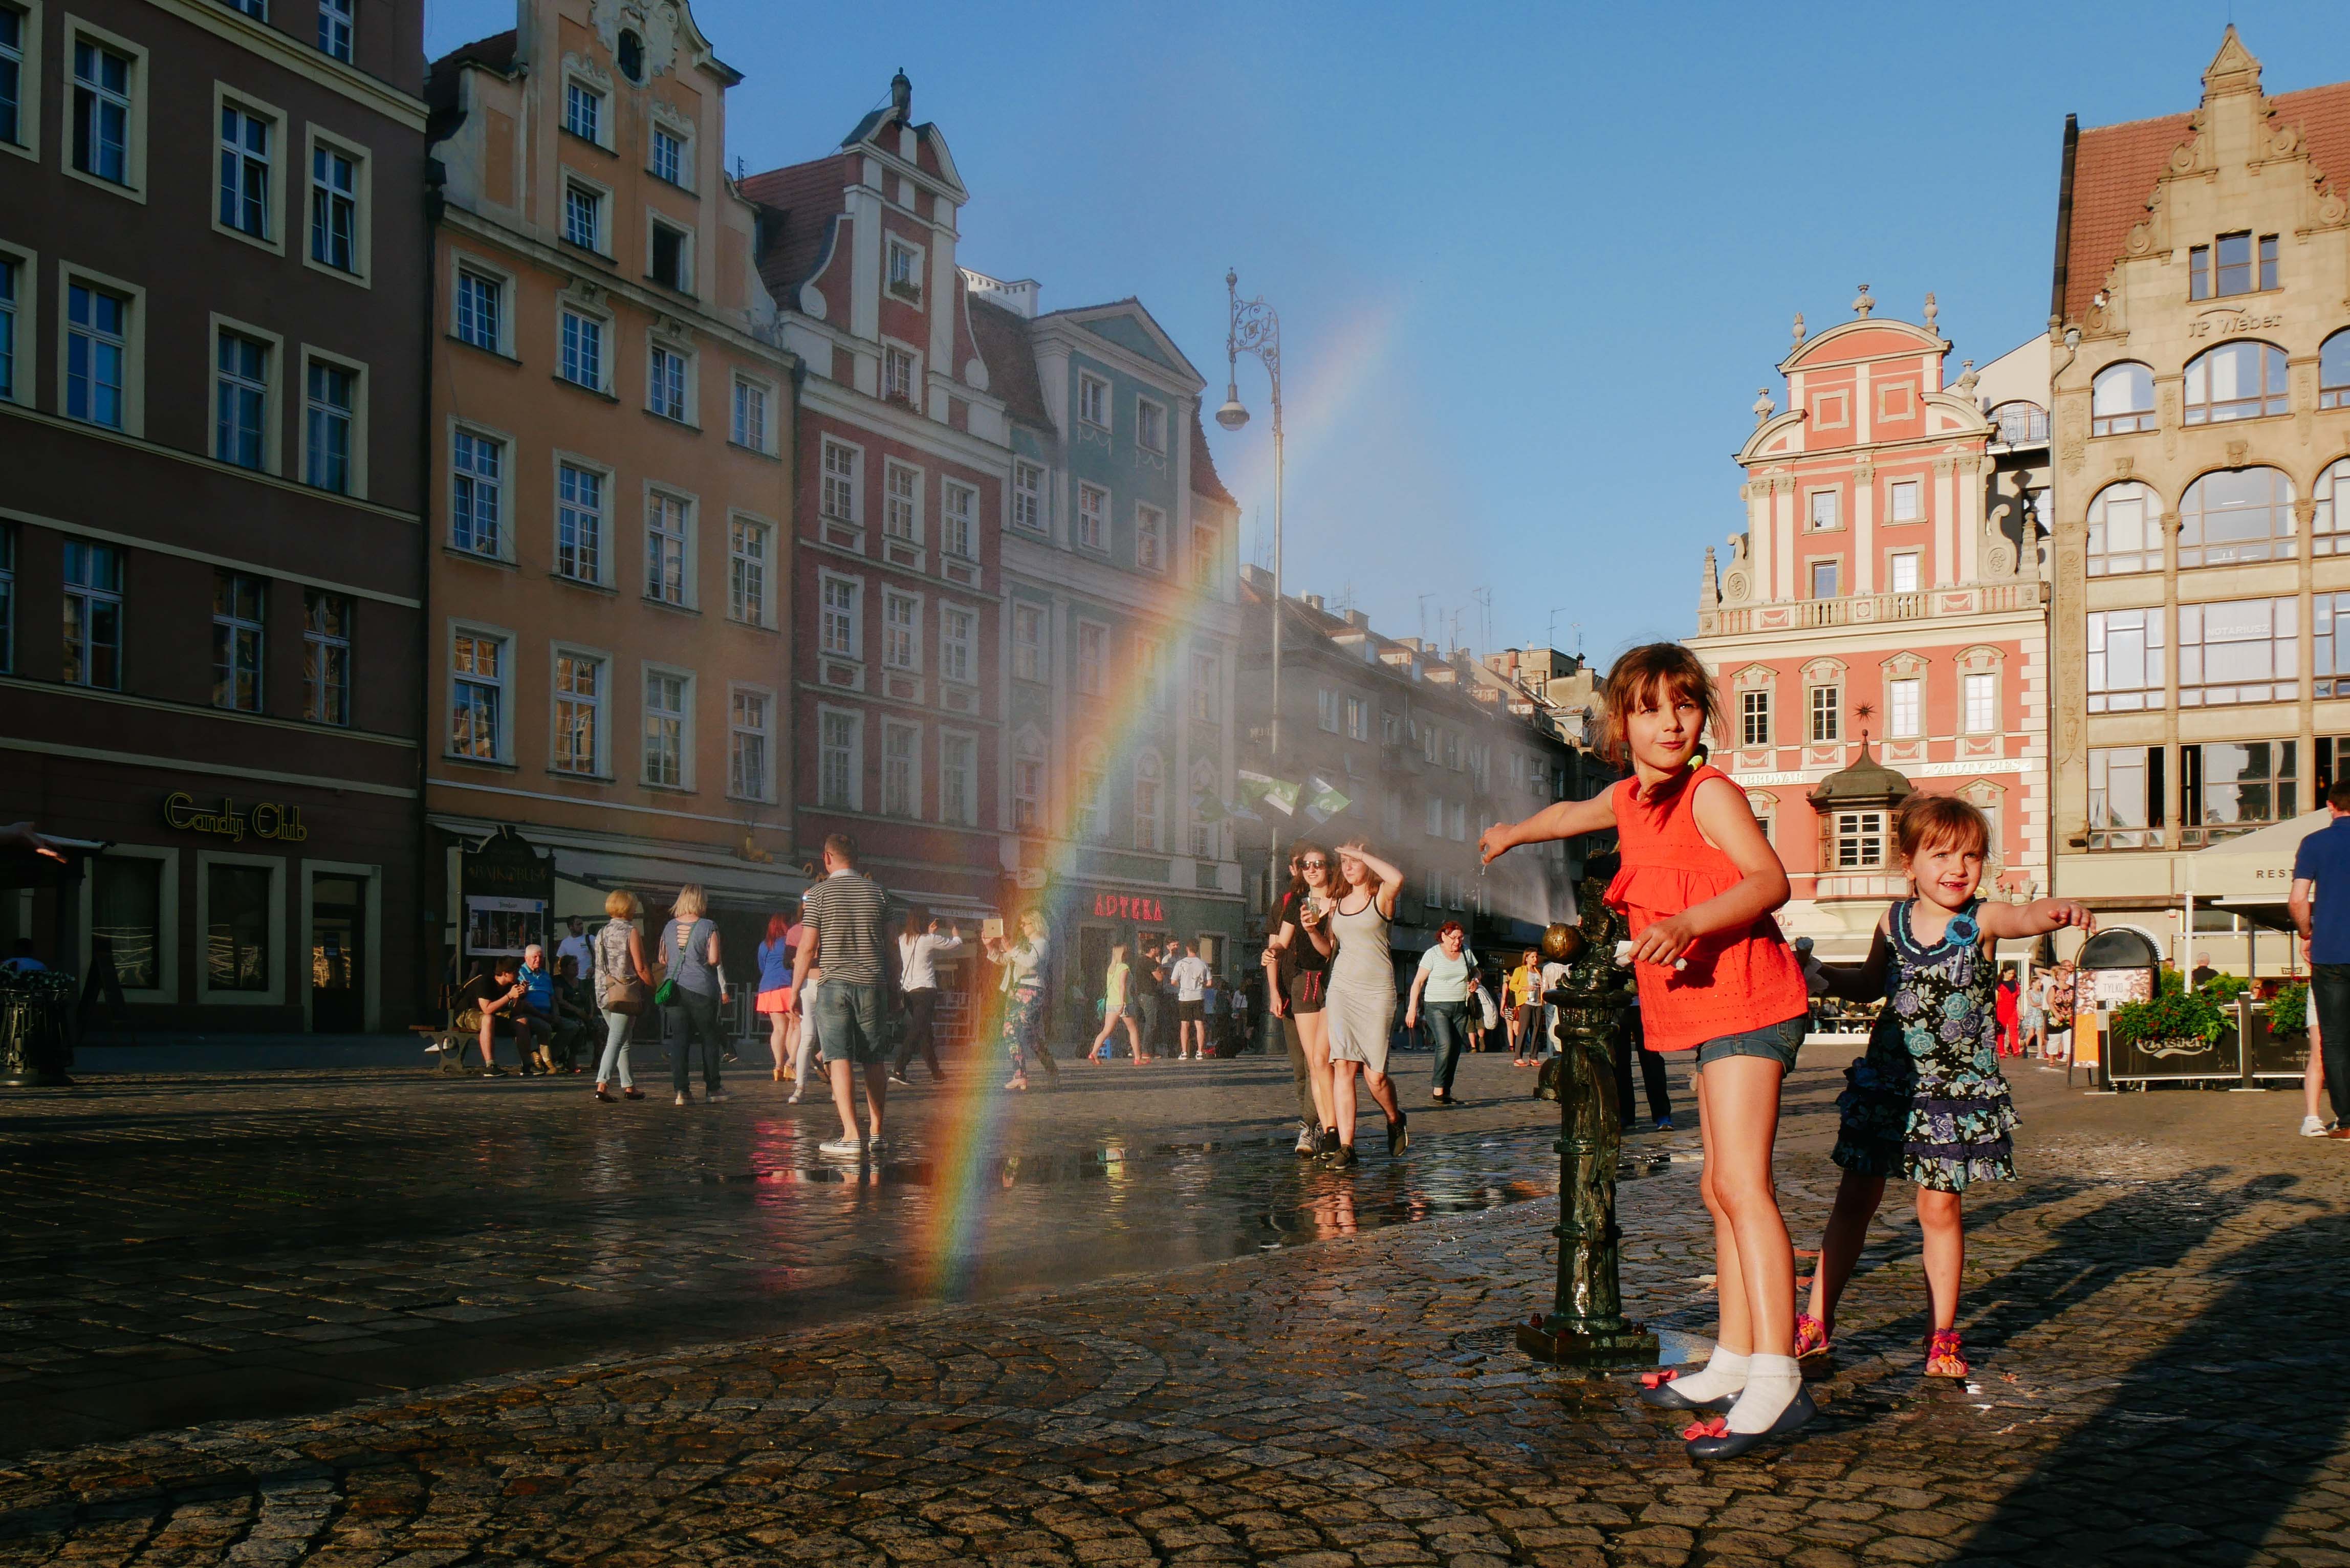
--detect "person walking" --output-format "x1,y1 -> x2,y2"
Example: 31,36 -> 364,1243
891,916 -> 964,1085
2291,780 -> 2350,1140
989,911 -> 1055,1090
1993,969 -> 2020,1057
1090,941 -> 1145,1064
1129,940 -> 1165,1064
659,885 -> 730,1105
789,835 -> 895,1155
591,889 -> 650,1102
755,911 -> 798,1084
1506,951 -> 1541,1065
2302,976 -> 2330,1135
1265,844 -> 1339,1156
1404,920 -> 1479,1107
1169,942 -> 1210,1060
1481,642 -> 1813,1459
1307,840 -> 1409,1165
1798,796 -> 2092,1378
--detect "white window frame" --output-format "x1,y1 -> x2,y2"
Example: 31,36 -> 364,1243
1886,479 -> 1922,523
818,704 -> 863,811
211,83 -> 283,254
645,334 -> 693,424
557,300 -> 610,393
552,452 -> 611,586
58,263 -> 144,435
559,169 -> 608,257
194,850 -> 285,1007
1808,683 -> 1842,743
820,437 -> 862,529
1136,396 -> 1167,453
303,125 -> 370,285
1012,460 -> 1044,532
1137,634 -> 1168,712
63,17 -> 145,201
1962,670 -> 1997,734
640,664 -> 693,790
316,0 -> 352,62
447,622 -> 513,763
643,487 -> 693,608
728,684 -> 774,803
881,718 -> 921,818
1887,550 -> 1920,594
942,479 -> 977,561
549,644 -> 607,778
883,459 -> 923,545
1886,676 -> 1921,739
447,421 -> 509,559
1012,602 -> 1045,683
939,729 -> 977,827
1192,651 -> 1220,722
730,375 -> 772,453
2086,608 -> 2166,714
2,2 -> 47,164
2178,596 -> 2297,708
818,570 -> 862,661
727,512 -> 774,627
210,570 -> 265,713
207,313 -> 281,475
562,74 -> 607,148
939,601 -> 975,687
881,341 -> 919,405
1075,618 -> 1108,695
301,589 -> 351,726
1078,371 -> 1109,431
80,843 -> 179,1005
1133,749 -> 1164,852
1739,688 -> 1771,748
1076,482 -> 1106,552
882,587 -> 922,672
61,536 -> 121,690
451,255 -> 513,357
1136,503 -> 1166,573
1012,732 -> 1044,833
884,234 -> 926,305
299,346 -> 366,498
1807,489 -> 1840,532
646,213 -> 694,295
0,243 -> 33,408
649,120 -> 689,188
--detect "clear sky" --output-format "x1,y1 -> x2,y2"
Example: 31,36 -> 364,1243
422,0 -> 2342,667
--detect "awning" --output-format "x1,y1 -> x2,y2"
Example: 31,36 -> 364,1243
2187,808 -> 2332,931
0,833 -> 109,890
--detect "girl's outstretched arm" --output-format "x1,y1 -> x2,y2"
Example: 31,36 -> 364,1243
1819,919 -> 1892,1003
1979,896 -> 2096,943
1628,775 -> 1791,965
1478,791 -> 1617,864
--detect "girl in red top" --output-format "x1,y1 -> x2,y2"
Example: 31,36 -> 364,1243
1481,642 -> 1815,1460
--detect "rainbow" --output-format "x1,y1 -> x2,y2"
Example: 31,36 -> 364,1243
913,295 -> 1404,1293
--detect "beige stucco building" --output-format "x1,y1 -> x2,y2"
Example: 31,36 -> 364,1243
2049,29 -> 2350,963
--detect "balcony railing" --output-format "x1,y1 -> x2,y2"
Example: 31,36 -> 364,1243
1702,579 -> 2042,638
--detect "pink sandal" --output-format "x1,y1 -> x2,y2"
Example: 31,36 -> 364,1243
1924,1329 -> 1968,1379
1794,1312 -> 1832,1360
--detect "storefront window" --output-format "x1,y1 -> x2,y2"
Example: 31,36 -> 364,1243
207,862 -> 272,991
2179,741 -> 2296,847
92,857 -> 160,990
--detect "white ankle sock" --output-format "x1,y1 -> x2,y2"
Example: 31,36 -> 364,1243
1725,1353 -> 1801,1433
1667,1346 -> 1749,1403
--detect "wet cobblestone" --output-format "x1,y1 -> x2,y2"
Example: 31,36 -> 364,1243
1,1055 -> 2346,1564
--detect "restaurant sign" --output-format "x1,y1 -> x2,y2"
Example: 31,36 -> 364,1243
1092,892 -> 1165,922
162,791 -> 310,843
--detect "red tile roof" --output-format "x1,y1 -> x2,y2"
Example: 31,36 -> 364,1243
739,156 -> 850,304
2064,81 -> 2350,325
967,298 -> 1052,430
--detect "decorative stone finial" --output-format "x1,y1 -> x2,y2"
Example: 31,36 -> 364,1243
1702,546 -> 1721,606
1791,312 -> 1805,348
1955,359 -> 1979,401
1923,292 -> 1938,331
1852,284 -> 1875,318
1752,387 -> 1776,426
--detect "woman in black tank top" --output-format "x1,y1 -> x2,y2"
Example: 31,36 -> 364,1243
1264,843 -> 1339,1153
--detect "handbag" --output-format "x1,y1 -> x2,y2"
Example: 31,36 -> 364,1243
1473,980 -> 1499,1032
599,922 -> 650,1015
653,918 -> 692,1008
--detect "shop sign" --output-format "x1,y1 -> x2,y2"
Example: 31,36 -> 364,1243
1093,892 -> 1165,922
462,825 -> 554,957
161,791 -> 310,843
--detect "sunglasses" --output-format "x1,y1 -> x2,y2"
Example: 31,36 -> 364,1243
1297,858 -> 1329,869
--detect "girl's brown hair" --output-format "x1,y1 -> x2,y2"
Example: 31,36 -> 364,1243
1601,642 -> 1725,766
1895,793 -> 1990,862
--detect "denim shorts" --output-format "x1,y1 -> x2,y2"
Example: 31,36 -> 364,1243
1693,1013 -> 1809,1072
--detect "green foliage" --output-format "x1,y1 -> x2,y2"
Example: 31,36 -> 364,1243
2199,971 -> 2253,1006
2267,980 -> 2311,1037
2109,984 -> 2228,1047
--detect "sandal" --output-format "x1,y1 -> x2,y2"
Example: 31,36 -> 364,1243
1005,1074 -> 1029,1092
1924,1328 -> 1968,1379
1794,1312 -> 1832,1360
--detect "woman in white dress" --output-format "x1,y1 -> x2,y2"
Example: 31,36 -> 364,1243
1306,840 -> 1409,1166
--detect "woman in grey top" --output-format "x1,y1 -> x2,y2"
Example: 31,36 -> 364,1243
1305,840 -> 1408,1166
658,884 -> 730,1106
590,889 -> 651,1102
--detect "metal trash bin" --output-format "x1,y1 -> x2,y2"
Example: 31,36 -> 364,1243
0,969 -> 77,1087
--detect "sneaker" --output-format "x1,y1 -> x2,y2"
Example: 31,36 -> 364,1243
674,1092 -> 691,1106
865,1136 -> 889,1154
2302,1114 -> 2329,1137
1656,1115 -> 1677,1133
818,1135 -> 866,1158
706,1090 -> 732,1104
888,1070 -> 914,1086
786,1089 -> 803,1105
1294,1124 -> 1318,1158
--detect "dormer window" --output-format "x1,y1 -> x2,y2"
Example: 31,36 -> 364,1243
1137,398 -> 1166,454
2189,231 -> 2277,300
886,241 -> 921,302
1078,373 -> 1109,431
883,346 -> 915,404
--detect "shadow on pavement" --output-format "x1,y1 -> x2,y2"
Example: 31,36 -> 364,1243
1959,1198 -> 2350,1566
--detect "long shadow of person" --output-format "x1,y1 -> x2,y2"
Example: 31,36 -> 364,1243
1959,1199 -> 2350,1566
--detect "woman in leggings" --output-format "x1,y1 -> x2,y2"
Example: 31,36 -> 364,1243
1264,842 -> 1339,1157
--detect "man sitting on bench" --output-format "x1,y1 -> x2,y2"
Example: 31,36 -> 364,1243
459,956 -> 540,1078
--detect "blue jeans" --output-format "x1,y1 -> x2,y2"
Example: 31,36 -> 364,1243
1423,1000 -> 1470,1095
2313,963 -> 2350,1125
596,1008 -> 634,1088
813,981 -> 886,1064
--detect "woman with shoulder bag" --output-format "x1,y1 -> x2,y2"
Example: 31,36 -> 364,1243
592,889 -> 653,1102
660,884 -> 730,1105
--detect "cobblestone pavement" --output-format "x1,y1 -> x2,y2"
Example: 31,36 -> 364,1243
4,1050 -> 2348,1566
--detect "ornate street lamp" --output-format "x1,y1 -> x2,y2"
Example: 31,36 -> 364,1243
1220,269 -> 1283,879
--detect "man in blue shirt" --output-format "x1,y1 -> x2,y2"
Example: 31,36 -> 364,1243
2289,780 -> 2350,1136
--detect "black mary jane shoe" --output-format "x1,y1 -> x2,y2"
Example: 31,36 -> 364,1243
1638,1377 -> 1738,1413
1683,1385 -> 1817,1460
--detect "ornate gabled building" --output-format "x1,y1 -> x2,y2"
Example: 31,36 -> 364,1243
743,72 -> 1009,930
2048,29 -> 2350,964
1693,294 -> 2052,960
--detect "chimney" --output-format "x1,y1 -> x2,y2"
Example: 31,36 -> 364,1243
1344,608 -> 1370,629
1302,594 -> 1326,612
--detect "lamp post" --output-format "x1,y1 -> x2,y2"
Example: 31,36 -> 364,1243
1218,269 -> 1283,884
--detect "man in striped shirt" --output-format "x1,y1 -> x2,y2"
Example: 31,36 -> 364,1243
790,834 -> 897,1157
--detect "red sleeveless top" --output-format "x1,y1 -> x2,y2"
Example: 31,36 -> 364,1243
1604,763 -> 1810,1053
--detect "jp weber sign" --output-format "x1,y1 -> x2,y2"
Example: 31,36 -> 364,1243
161,792 -> 310,843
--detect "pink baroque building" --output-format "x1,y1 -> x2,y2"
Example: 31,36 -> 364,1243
1691,290 -> 2054,959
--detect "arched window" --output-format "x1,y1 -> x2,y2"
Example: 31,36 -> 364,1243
1990,401 -> 2049,446
2315,458 -> 2350,556
2086,480 -> 2161,576
2091,362 -> 2155,435
1012,731 -> 1045,833
2179,467 -> 2295,567
1073,740 -> 1106,842
1133,750 -> 1163,852
1190,759 -> 1221,859
2322,330 -> 2350,410
2184,340 -> 2289,424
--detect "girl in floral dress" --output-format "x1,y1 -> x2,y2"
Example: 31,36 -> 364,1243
1798,795 -> 2094,1378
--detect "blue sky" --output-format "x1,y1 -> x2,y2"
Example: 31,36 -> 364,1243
423,0 -> 2342,665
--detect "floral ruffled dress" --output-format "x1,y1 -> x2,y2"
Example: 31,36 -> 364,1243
1833,898 -> 2018,1192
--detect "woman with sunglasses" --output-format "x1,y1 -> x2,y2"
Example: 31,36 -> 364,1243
1264,842 -> 1339,1157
